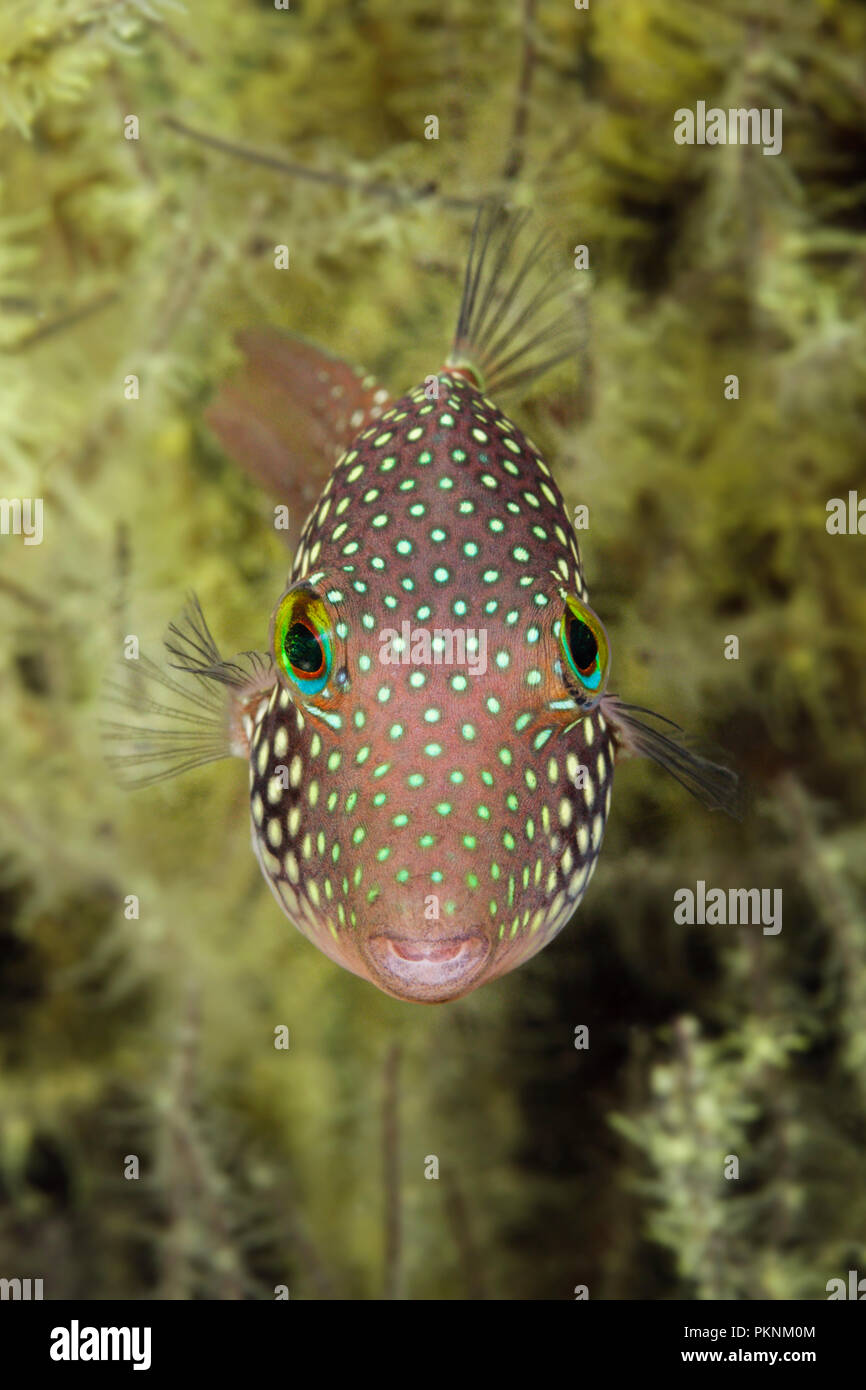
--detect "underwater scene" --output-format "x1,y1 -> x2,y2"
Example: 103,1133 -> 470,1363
1,0 -> 865,1303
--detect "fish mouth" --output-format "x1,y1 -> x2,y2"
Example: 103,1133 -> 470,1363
364,933 -> 491,1002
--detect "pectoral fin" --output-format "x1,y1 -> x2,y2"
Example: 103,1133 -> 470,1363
601,696 -> 744,818
103,596 -> 273,787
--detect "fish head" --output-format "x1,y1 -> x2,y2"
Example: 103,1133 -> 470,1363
247,373 -> 619,1002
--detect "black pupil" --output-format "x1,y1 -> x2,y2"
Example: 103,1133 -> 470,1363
286,621 -> 322,674
568,617 -> 598,674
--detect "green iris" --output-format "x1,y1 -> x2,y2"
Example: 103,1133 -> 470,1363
559,595 -> 610,701
271,587 -> 334,696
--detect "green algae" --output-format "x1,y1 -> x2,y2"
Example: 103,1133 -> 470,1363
1,0 -> 865,1300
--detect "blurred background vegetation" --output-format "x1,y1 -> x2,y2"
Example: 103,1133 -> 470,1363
1,0 -> 865,1299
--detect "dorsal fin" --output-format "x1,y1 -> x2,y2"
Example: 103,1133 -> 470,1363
205,329 -> 392,544
447,202 -> 587,397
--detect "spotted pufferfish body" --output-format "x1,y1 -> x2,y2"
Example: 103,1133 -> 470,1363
247,371 -> 616,1000
122,207 -> 738,1003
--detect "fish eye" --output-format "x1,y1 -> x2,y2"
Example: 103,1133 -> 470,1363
271,587 -> 334,696
558,595 -> 610,702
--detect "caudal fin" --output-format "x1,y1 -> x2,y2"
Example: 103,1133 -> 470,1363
447,202 -> 587,396
205,331 -> 392,545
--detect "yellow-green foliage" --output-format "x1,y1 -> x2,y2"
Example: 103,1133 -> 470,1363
1,0 -> 865,1298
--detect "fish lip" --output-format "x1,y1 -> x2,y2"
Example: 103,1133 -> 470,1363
363,933 -> 491,1002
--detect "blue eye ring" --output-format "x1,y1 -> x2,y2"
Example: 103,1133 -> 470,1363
558,596 -> 609,700
271,588 -> 333,696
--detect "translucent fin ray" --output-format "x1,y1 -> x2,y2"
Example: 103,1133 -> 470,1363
103,595 -> 273,788
601,697 -> 744,819
448,202 -> 587,397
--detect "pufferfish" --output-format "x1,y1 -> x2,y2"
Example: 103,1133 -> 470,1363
111,205 -> 739,1003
